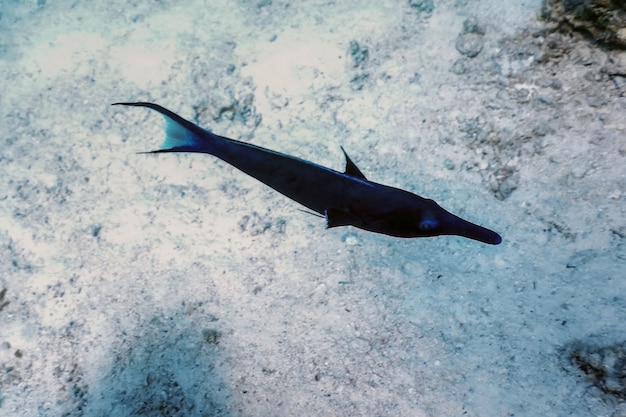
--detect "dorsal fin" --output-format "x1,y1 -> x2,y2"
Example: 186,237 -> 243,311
341,146 -> 367,180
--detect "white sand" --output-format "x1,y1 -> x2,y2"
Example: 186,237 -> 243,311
1,0 -> 625,416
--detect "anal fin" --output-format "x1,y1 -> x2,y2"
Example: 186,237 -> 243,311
325,207 -> 354,229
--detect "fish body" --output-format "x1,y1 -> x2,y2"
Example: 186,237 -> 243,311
114,102 -> 502,245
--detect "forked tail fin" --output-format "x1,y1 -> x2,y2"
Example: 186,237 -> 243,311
112,102 -> 215,154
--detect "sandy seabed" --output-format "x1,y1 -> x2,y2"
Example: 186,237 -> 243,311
1,1 -> 625,416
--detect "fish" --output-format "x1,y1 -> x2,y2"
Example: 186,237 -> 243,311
113,102 -> 502,245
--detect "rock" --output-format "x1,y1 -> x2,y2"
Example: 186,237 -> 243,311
238,211 -> 286,235
348,41 -> 370,90
444,159 -> 456,170
563,341 -> 626,399
456,33 -> 484,58
456,18 -> 485,58
462,17 -> 486,35
348,40 -> 369,69
542,0 -> 626,49
606,51 -> 626,75
408,0 -> 434,14
450,58 -> 468,74
201,328 -> 221,345
490,167 -> 520,200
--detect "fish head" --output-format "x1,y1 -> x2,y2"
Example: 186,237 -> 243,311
364,196 -> 502,244
406,198 -> 502,244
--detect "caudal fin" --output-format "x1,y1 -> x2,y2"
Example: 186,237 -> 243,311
112,102 -> 214,154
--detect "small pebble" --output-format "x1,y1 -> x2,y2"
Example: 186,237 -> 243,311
450,58 -> 468,74
456,18 -> 485,58
342,233 -> 360,245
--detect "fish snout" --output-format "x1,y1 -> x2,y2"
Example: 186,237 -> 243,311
442,213 -> 502,245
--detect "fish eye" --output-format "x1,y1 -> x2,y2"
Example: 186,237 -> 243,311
419,219 -> 438,231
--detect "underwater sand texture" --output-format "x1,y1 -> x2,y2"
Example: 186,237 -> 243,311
1,1 -> 625,416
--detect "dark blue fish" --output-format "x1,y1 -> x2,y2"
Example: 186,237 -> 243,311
113,102 -> 502,245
